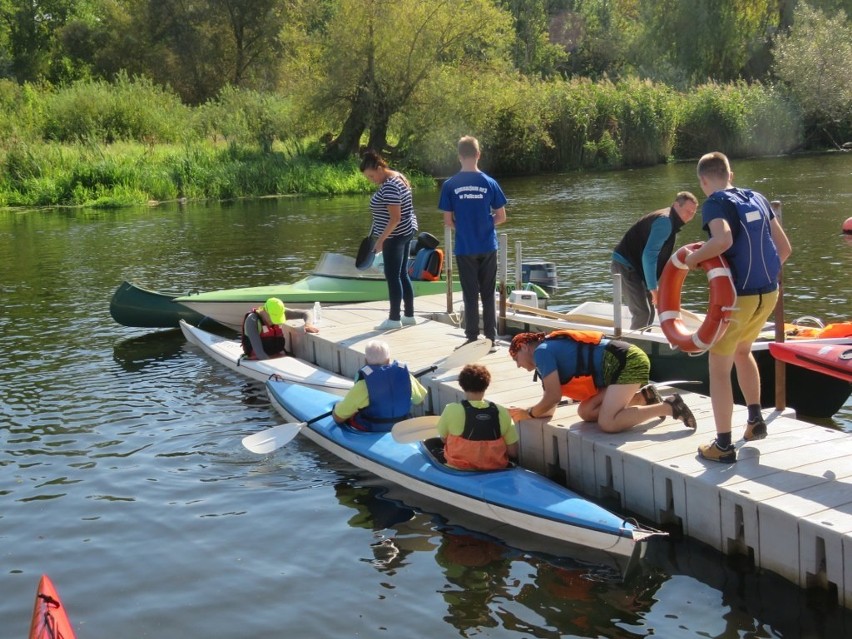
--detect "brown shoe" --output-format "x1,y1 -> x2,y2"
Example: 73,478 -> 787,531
744,418 -> 767,441
698,440 -> 737,463
664,393 -> 697,429
639,383 -> 662,405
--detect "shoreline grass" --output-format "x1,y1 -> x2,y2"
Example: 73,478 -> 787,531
0,141 -> 438,210
0,74 -> 834,211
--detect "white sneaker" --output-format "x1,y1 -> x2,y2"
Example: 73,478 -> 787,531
400,316 -> 417,326
375,319 -> 402,330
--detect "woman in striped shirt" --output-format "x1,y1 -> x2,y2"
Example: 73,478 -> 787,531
360,150 -> 420,330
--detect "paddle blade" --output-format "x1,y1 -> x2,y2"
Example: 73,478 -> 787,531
242,422 -> 304,454
436,338 -> 491,373
391,415 -> 441,443
355,236 -> 376,270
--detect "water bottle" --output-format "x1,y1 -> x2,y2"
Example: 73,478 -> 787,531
313,301 -> 322,325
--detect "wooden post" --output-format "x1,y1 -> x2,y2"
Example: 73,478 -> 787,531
444,225 -> 453,314
514,240 -> 523,291
771,200 -> 786,411
498,233 -> 508,334
612,273 -> 623,338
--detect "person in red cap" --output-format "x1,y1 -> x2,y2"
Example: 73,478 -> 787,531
507,331 -> 695,433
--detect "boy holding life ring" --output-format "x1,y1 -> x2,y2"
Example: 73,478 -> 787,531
506,331 -> 696,433
685,152 -> 792,463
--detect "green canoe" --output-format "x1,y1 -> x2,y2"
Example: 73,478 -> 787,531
111,253 -> 549,330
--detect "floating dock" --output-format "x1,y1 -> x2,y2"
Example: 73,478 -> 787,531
282,292 -> 852,609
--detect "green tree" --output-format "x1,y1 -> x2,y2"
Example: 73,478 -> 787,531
556,0 -> 641,79
309,0 -> 514,159
634,0 -> 779,83
497,0 -> 567,76
80,0 -> 292,103
773,2 -> 852,148
0,0 -> 97,83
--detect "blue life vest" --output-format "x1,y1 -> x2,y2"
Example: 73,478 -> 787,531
352,361 -> 412,432
709,188 -> 781,295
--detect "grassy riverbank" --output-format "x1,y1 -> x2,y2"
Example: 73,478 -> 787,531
0,141 -> 442,209
0,75 -> 815,209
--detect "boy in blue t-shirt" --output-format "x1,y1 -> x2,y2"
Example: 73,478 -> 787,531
439,136 -> 507,350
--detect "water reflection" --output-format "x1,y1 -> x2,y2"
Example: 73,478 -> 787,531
435,530 -> 515,633
334,482 -> 417,532
112,329 -> 186,373
330,479 -> 665,637
328,476 -> 852,637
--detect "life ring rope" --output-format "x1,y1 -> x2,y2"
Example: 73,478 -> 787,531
657,242 -> 738,354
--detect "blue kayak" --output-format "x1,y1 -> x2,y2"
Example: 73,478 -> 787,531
265,379 -> 662,559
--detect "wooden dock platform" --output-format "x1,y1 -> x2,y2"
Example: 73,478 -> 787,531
282,292 -> 852,609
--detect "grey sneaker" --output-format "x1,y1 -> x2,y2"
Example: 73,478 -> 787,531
400,315 -> 417,326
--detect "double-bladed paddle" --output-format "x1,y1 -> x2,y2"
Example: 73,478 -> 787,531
241,338 -> 492,454
390,415 -> 441,444
241,410 -> 333,454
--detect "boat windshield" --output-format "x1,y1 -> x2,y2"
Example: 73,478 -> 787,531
311,252 -> 385,279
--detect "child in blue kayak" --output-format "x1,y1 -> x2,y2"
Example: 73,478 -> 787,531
437,364 -> 518,470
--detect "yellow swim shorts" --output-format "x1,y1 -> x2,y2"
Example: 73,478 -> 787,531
710,290 -> 779,356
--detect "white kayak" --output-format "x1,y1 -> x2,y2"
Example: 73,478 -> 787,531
179,319 -> 353,395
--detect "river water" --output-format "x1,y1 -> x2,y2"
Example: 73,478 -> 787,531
1,153 -> 851,637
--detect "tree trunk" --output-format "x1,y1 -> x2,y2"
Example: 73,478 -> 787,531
326,92 -> 370,160
327,66 -> 377,160
366,108 -> 390,156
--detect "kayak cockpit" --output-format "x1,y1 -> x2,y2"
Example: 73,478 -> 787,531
419,436 -> 517,474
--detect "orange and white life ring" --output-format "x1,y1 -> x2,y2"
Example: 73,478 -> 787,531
657,242 -> 737,353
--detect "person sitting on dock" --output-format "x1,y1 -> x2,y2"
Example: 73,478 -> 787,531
241,297 -> 319,360
506,331 -> 696,432
333,340 -> 428,432
437,364 -> 518,470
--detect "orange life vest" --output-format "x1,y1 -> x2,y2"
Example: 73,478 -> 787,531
544,330 -> 605,402
786,321 -> 852,339
444,401 -> 509,471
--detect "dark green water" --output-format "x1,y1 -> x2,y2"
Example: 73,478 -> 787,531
1,153 -> 850,637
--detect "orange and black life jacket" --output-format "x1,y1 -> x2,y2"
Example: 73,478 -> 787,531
541,330 -> 605,401
444,401 -> 508,470
542,330 -> 630,401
